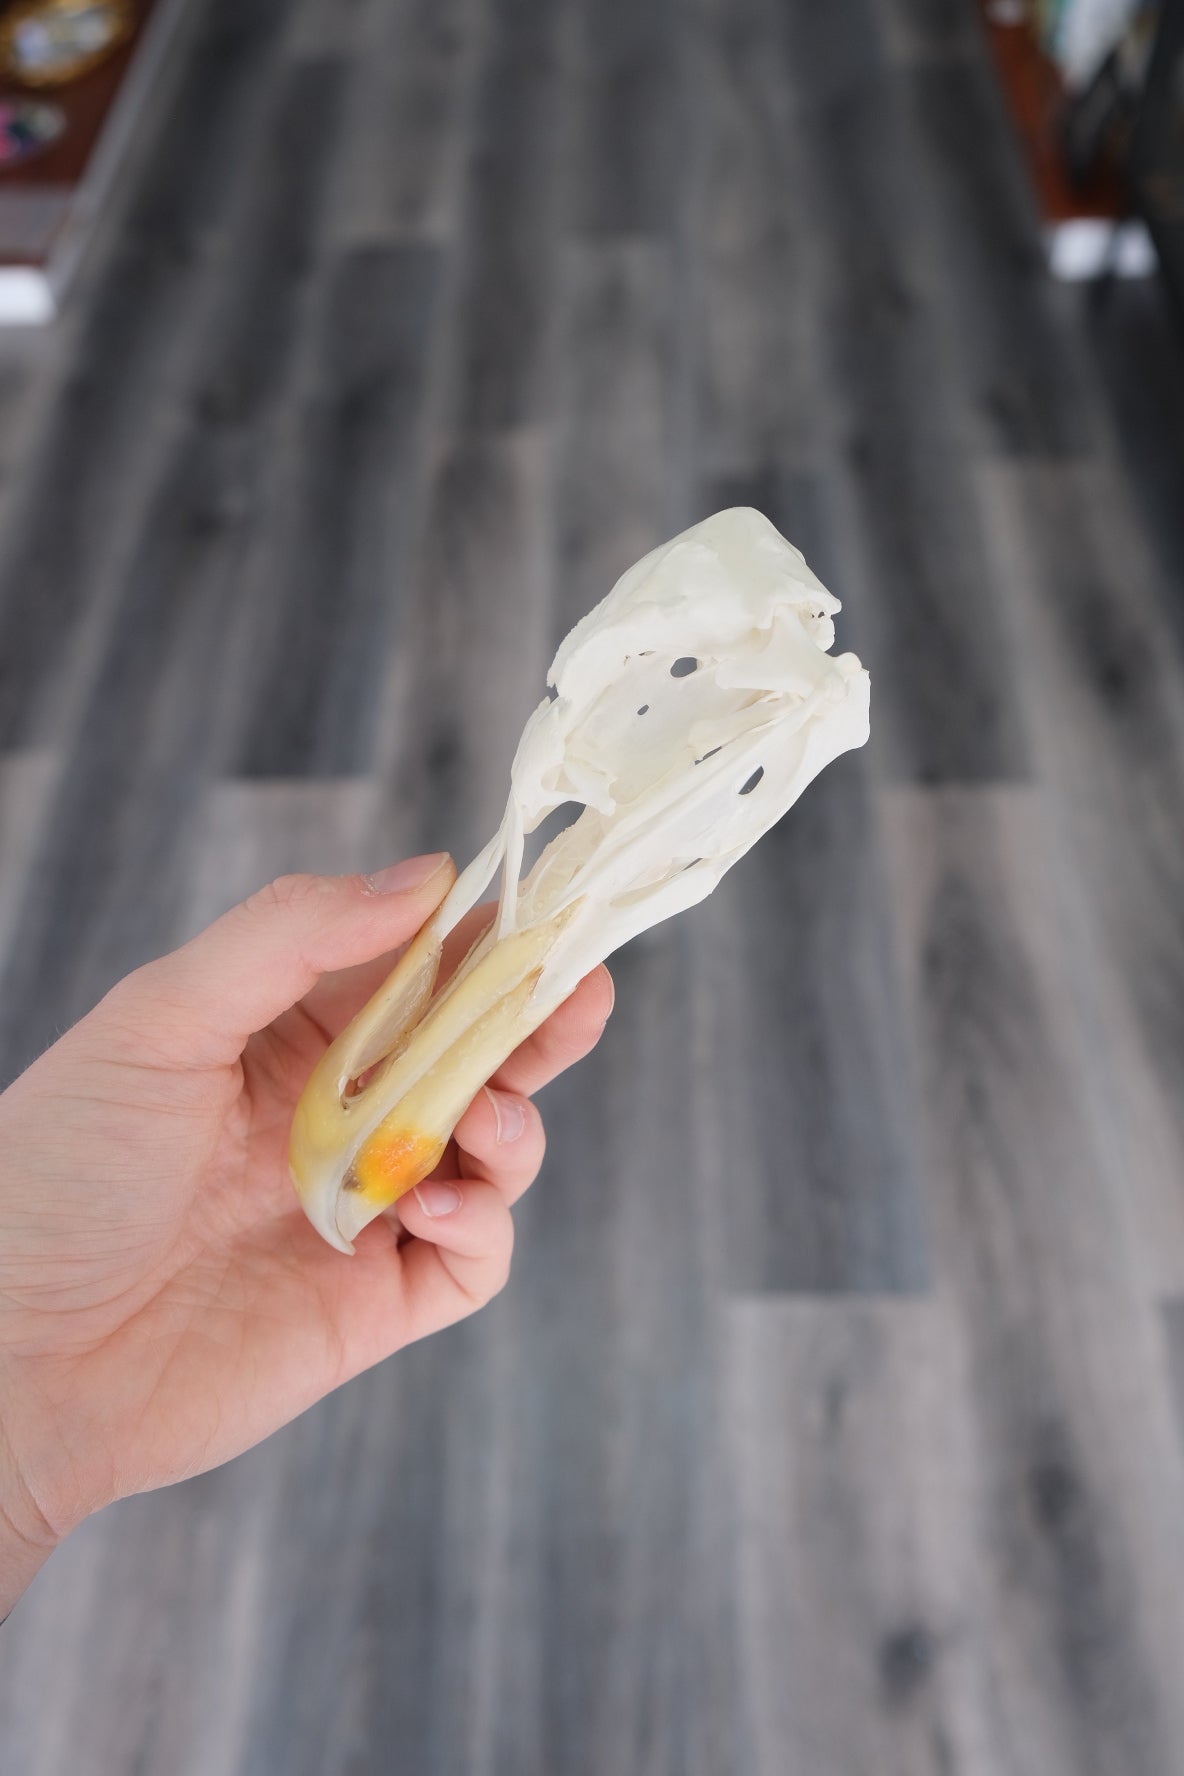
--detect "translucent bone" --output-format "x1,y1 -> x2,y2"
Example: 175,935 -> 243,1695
289,508 -> 871,1251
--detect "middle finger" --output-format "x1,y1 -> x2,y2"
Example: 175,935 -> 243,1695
448,1084 -> 545,1207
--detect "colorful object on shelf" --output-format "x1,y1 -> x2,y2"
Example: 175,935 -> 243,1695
0,0 -> 135,89
0,94 -> 65,164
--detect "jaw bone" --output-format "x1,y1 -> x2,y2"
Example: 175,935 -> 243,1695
289,507 -> 871,1252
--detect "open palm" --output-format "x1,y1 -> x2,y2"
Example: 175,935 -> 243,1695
0,859 -> 612,1549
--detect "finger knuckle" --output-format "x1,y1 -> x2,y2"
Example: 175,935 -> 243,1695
96,964 -> 148,1017
485,1212 -> 515,1301
450,1202 -> 515,1312
91,965 -> 166,1040
246,873 -> 327,917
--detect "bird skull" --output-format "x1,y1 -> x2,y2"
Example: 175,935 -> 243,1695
290,507 -> 870,1251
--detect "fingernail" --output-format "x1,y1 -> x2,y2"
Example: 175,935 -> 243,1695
601,965 -> 615,1017
414,1182 -> 462,1218
485,1085 -> 526,1144
364,853 -> 450,895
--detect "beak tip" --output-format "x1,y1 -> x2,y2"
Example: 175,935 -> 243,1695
290,1164 -> 356,1256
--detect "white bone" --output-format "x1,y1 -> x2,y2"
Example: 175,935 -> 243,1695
289,508 -> 870,1250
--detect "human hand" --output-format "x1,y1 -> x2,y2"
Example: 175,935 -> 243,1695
0,854 -> 613,1613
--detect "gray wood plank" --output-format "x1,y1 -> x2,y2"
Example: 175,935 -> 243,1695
552,241 -> 669,637
901,60 -> 1096,456
376,428 -> 554,866
284,0 -> 367,57
835,433 -> 1032,783
16,1452 -> 287,1776
0,0 -> 294,753
660,0 -> 707,538
0,429 -> 250,1081
232,1365 -> 454,1776
569,0 -> 677,236
331,0 -> 480,245
0,57 -> 351,1082
0,749 -> 59,961
745,7 -> 1032,786
1080,277 -> 1184,662
694,0 -> 824,481
690,750 -> 928,1294
881,785 -> 1184,1775
185,56 -> 347,441
180,779 -> 385,937
447,0 -> 571,430
776,0 -> 886,110
0,334 -> 52,521
1162,1298 -> 1184,1458
777,0 -> 959,455
722,1296 -> 986,1776
508,920 -> 738,1776
0,1488 -> 113,1775
871,0 -> 982,62
232,243 -> 442,778
976,461 -> 1184,1292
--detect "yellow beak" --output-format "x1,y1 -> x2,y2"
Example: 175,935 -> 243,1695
289,902 -> 579,1252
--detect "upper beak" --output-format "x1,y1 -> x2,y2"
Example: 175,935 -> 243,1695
289,902 -> 577,1251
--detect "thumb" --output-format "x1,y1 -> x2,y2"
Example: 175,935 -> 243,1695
111,854 -> 455,1065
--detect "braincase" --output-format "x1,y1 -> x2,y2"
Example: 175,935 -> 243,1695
510,508 -> 850,821
550,507 -> 838,695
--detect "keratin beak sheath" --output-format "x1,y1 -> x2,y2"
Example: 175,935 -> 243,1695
289,907 -> 574,1253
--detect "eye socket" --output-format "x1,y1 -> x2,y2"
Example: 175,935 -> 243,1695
637,703 -> 649,715
670,656 -> 698,678
739,767 -> 764,795
694,746 -> 722,765
521,800 -> 585,877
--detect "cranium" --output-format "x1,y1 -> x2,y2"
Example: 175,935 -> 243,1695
290,507 -> 870,1251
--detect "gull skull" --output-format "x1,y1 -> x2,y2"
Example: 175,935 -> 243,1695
290,507 -> 870,1251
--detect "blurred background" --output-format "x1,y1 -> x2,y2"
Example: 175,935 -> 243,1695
2,0 -> 1184,1770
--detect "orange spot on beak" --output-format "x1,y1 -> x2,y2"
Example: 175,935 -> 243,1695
350,1125 -> 447,1207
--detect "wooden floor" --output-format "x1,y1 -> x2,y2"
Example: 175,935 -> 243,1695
3,0 -> 1184,1769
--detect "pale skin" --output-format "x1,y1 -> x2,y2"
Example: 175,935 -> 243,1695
0,851 -> 614,1617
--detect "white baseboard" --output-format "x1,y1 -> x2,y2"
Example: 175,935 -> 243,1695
1046,217 -> 1158,281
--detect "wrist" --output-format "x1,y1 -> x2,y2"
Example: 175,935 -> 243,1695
0,1373 -> 64,1617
